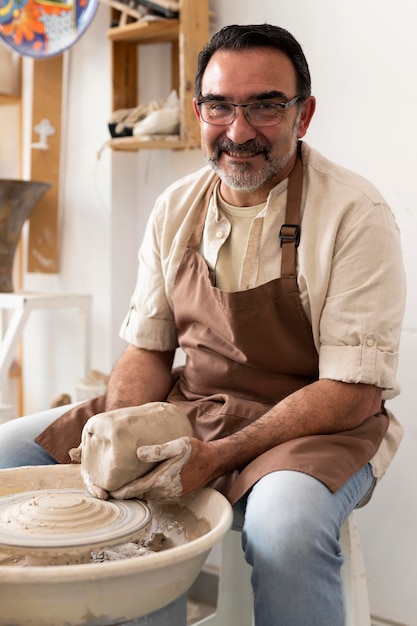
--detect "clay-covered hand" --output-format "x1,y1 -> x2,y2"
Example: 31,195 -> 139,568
110,436 -> 192,501
69,443 -> 109,500
81,466 -> 109,500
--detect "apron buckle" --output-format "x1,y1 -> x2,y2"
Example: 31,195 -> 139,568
279,224 -> 301,248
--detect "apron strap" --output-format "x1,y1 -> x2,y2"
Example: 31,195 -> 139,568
279,144 -> 304,277
187,176 -> 219,251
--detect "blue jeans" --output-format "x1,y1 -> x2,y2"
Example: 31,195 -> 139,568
0,409 -> 375,626
234,464 -> 375,626
0,404 -> 79,467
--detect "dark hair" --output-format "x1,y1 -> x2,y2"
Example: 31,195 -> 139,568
194,24 -> 311,101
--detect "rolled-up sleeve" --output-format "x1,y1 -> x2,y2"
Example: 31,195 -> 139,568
316,200 -> 405,399
120,299 -> 178,351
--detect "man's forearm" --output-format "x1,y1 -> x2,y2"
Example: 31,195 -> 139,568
206,379 -> 383,480
105,345 -> 175,411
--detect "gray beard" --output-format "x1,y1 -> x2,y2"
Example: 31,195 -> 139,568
204,124 -> 299,192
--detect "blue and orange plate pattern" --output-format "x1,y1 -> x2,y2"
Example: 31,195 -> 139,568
0,0 -> 98,58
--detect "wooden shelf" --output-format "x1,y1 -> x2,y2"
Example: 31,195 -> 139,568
0,94 -> 20,105
108,0 -> 209,151
107,17 -> 179,43
109,135 -> 198,150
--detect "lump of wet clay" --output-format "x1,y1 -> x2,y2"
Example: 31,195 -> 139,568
69,402 -> 193,492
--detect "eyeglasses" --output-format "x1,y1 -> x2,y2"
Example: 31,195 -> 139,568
196,96 -> 301,127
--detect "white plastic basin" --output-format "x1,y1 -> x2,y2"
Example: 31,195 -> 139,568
0,464 -> 233,626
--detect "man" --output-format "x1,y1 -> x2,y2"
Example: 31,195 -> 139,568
0,24 -> 405,625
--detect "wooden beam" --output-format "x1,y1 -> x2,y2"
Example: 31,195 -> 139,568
27,55 -> 63,274
178,0 -> 209,144
111,41 -> 138,110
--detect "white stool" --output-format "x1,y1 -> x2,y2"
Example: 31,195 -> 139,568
340,514 -> 371,626
0,292 -> 92,408
192,514 -> 370,626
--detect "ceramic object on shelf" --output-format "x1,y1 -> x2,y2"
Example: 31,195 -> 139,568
0,179 -> 51,292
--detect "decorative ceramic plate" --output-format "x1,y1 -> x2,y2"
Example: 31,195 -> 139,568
0,0 -> 99,59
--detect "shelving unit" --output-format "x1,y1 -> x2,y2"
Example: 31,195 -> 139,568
105,0 -> 209,151
0,49 -> 21,106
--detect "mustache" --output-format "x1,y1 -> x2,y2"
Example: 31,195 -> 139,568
211,138 -> 271,160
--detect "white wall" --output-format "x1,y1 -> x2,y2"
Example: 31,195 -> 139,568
0,0 -> 416,623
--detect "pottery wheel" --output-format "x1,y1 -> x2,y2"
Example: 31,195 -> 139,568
0,489 -> 151,558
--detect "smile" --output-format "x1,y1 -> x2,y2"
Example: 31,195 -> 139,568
224,151 -> 261,158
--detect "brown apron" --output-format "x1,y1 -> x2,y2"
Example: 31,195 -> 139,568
36,149 -> 388,504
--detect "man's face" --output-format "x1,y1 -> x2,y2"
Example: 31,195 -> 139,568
194,47 -> 314,204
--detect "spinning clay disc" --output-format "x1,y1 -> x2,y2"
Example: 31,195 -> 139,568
0,489 -> 151,560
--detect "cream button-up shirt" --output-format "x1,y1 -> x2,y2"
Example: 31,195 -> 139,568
120,142 -> 406,480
